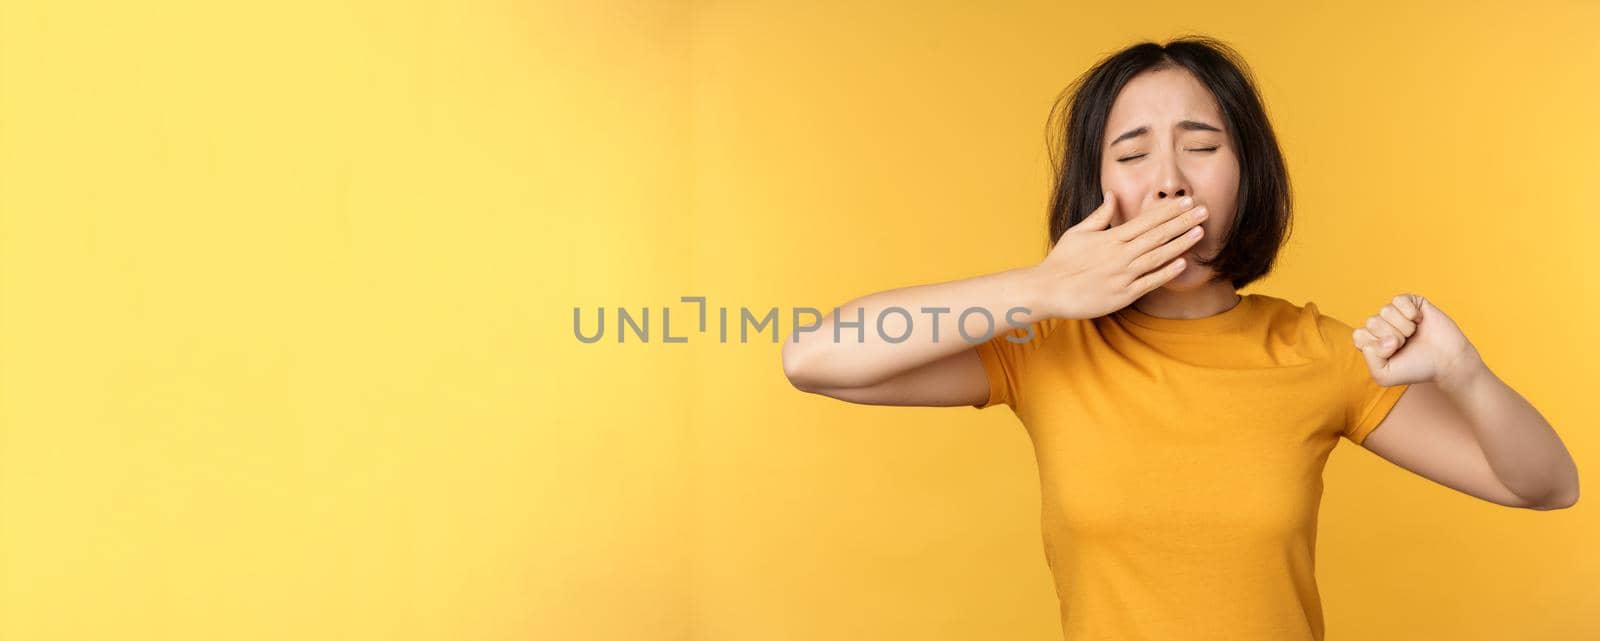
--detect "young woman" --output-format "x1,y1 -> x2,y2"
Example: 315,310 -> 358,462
779,36 -> 1578,641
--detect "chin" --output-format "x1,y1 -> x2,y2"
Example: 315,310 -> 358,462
1157,263 -> 1217,291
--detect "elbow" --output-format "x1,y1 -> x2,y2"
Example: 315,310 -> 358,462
1540,489 -> 1579,511
781,340 -> 823,393
780,335 -> 874,393
1526,484 -> 1579,511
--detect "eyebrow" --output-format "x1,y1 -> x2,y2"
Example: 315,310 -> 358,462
1109,120 -> 1224,147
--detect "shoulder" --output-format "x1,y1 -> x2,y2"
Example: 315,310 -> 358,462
1246,293 -> 1352,356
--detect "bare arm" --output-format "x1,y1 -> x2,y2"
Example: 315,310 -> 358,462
795,333 -> 1003,407
781,192 -> 1209,406
1354,294 -> 1579,510
780,266 -> 1046,392
1363,376 -> 1577,510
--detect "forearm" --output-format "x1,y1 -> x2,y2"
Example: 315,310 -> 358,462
1437,352 -> 1580,508
781,266 -> 1047,389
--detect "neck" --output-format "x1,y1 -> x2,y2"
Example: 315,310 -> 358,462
1130,282 -> 1242,320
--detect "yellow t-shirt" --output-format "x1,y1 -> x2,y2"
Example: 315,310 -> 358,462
973,292 -> 1409,641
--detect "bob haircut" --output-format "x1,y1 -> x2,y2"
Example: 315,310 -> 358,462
1044,36 -> 1292,290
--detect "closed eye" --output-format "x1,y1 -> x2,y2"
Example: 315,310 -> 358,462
1115,147 -> 1220,162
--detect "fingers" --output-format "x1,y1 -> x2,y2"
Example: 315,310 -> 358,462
1352,327 -> 1393,369
1066,191 -> 1117,235
1364,315 -> 1405,357
1391,293 -> 1422,322
1352,327 -> 1379,351
1127,254 -> 1188,294
1354,293 -> 1431,363
1110,195 -> 1199,243
1127,217 -> 1203,275
1126,202 -> 1207,259
1378,304 -> 1415,337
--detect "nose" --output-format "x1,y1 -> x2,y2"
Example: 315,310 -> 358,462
1153,153 -> 1190,201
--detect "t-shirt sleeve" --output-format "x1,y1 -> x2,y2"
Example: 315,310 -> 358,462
1315,309 -> 1412,445
971,317 -> 1059,411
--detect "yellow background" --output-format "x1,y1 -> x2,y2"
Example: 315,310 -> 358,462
2,0 -> 1595,639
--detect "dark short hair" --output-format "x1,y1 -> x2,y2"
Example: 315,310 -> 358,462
1044,36 -> 1292,290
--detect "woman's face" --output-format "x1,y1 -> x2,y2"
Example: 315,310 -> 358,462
1100,66 -> 1240,290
